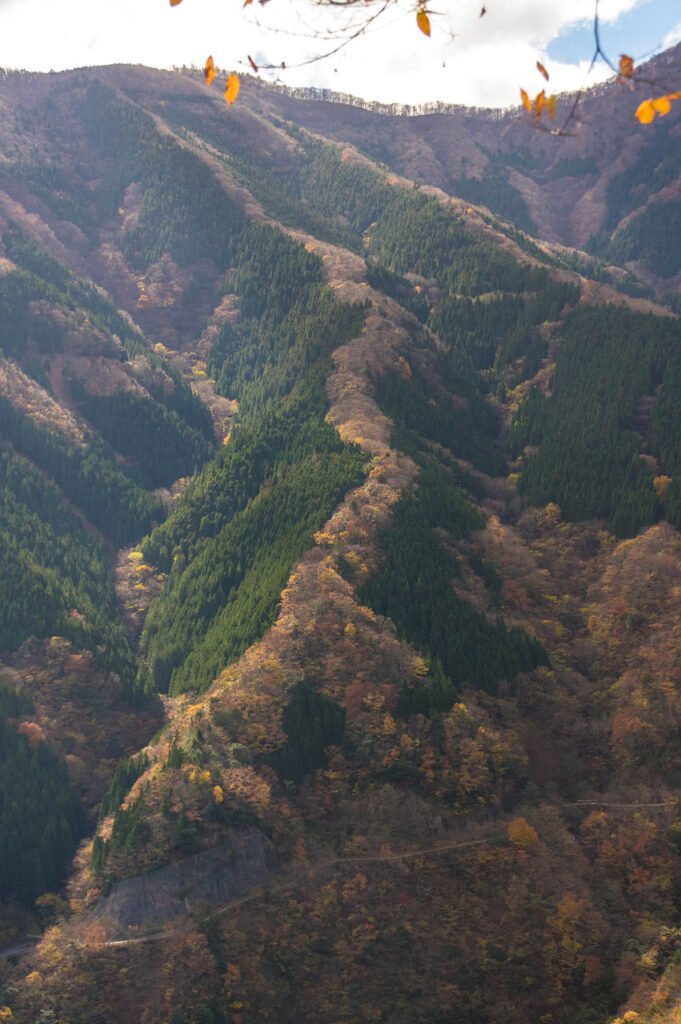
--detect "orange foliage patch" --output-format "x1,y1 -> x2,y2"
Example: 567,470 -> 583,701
16,720 -> 46,746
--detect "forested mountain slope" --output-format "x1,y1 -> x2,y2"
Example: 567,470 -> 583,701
241,44 -> 681,285
0,56 -> 679,1024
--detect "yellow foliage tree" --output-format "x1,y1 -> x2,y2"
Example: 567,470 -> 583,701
507,816 -> 539,849
654,475 -> 672,501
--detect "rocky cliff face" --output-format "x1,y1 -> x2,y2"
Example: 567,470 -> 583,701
86,831 -> 278,937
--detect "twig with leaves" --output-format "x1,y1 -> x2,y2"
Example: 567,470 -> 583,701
519,0 -> 681,134
171,0 -> 681,125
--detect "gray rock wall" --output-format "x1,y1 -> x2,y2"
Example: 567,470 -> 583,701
91,829 -> 278,937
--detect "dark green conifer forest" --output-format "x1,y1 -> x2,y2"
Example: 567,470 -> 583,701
0,684 -> 84,904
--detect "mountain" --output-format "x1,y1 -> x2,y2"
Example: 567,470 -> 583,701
0,52 -> 680,1024
245,43 -> 681,277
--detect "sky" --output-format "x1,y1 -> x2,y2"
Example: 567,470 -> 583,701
0,0 -> 678,109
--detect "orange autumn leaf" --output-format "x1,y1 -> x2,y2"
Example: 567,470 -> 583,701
618,54 -> 634,78
635,92 -> 681,124
416,8 -> 431,36
520,88 -> 531,112
536,61 -> 549,81
547,93 -> 556,120
224,73 -> 240,105
635,99 -> 656,124
533,89 -> 546,120
243,0 -> 253,6
652,96 -> 672,115
169,0 -> 183,6
204,55 -> 215,86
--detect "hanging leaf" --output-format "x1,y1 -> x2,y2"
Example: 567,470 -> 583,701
618,54 -> 634,79
547,94 -> 556,120
635,92 -> 681,124
248,55 -> 259,73
536,61 -> 549,82
224,74 -> 240,106
416,8 -> 431,37
635,99 -> 656,124
243,0 -> 254,6
652,96 -> 672,116
520,88 -> 531,113
204,56 -> 215,86
533,89 -> 546,120
169,0 -> 183,6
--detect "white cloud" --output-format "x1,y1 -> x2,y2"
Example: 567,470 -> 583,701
0,0 -> 663,106
243,0 -> 624,108
663,20 -> 681,49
